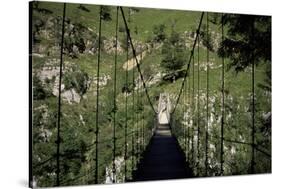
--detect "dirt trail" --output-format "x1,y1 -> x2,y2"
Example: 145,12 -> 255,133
122,51 -> 147,70
122,43 -> 162,71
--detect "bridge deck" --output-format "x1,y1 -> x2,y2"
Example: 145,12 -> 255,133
133,124 -> 193,181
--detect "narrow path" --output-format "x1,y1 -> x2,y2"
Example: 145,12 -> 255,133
122,43 -> 162,71
133,124 -> 193,181
122,51 -> 147,70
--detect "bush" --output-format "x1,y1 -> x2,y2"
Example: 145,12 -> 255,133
152,24 -> 166,42
64,69 -> 89,95
200,24 -> 214,52
101,6 -> 112,21
33,74 -> 51,100
118,25 -> 126,33
161,30 -> 187,73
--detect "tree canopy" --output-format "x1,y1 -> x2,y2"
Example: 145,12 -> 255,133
161,29 -> 187,73
218,14 -> 271,72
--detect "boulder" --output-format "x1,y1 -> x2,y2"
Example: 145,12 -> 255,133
103,37 -> 123,54
61,88 -> 81,104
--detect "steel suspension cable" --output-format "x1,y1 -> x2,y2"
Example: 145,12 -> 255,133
141,91 -> 144,152
205,12 -> 209,176
94,6 -> 103,184
192,48 -> 195,166
220,13 -> 225,176
251,19 -> 256,174
171,12 -> 205,115
124,11 -> 129,181
131,123 -> 135,173
120,7 -> 157,114
140,53 -> 145,151
56,3 -> 66,186
135,44 -> 140,162
184,73 -> 187,159
187,125 -> 190,162
127,8 -> 135,174
112,6 -> 119,183
191,54 -> 194,166
181,55 -> 187,158
136,70 -> 140,163
188,67 -> 192,163
196,27 -> 200,171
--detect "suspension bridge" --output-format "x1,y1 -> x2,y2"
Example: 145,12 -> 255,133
133,93 -> 193,181
31,3 -> 271,187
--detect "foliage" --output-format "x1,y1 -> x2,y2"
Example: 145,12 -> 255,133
100,6 -> 112,21
33,74 -> 52,100
218,14 -> 271,72
78,4 -> 90,12
152,24 -> 166,43
63,68 -> 89,95
64,21 -> 97,58
160,29 -> 187,73
199,24 -> 215,52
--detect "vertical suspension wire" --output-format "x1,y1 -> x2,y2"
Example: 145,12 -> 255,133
220,13 -> 225,176
140,53 -> 145,151
29,3 -> 33,187
112,6 -> 119,183
184,71 -> 187,159
197,26 -> 200,173
124,8 -> 129,180
205,12 -> 209,176
190,53 -> 194,167
141,90 -> 144,152
94,5 -> 102,184
136,70 -> 139,163
127,8 -> 135,174
56,3 -> 66,186
192,47 -> 195,167
251,18 -> 256,174
142,99 -> 145,150
187,125 -> 190,163
188,63 -> 192,164
131,62 -> 135,173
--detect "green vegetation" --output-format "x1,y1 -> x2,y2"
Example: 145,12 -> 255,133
152,24 -> 166,42
31,1 -> 271,187
161,29 -> 188,75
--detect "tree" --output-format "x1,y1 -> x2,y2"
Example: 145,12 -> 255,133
78,4 -> 90,12
152,24 -> 166,42
33,74 -> 50,100
218,14 -> 271,72
199,24 -> 214,52
100,6 -> 112,21
64,68 -> 89,95
161,29 -> 187,74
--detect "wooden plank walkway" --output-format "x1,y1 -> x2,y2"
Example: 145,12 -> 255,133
133,124 -> 193,181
